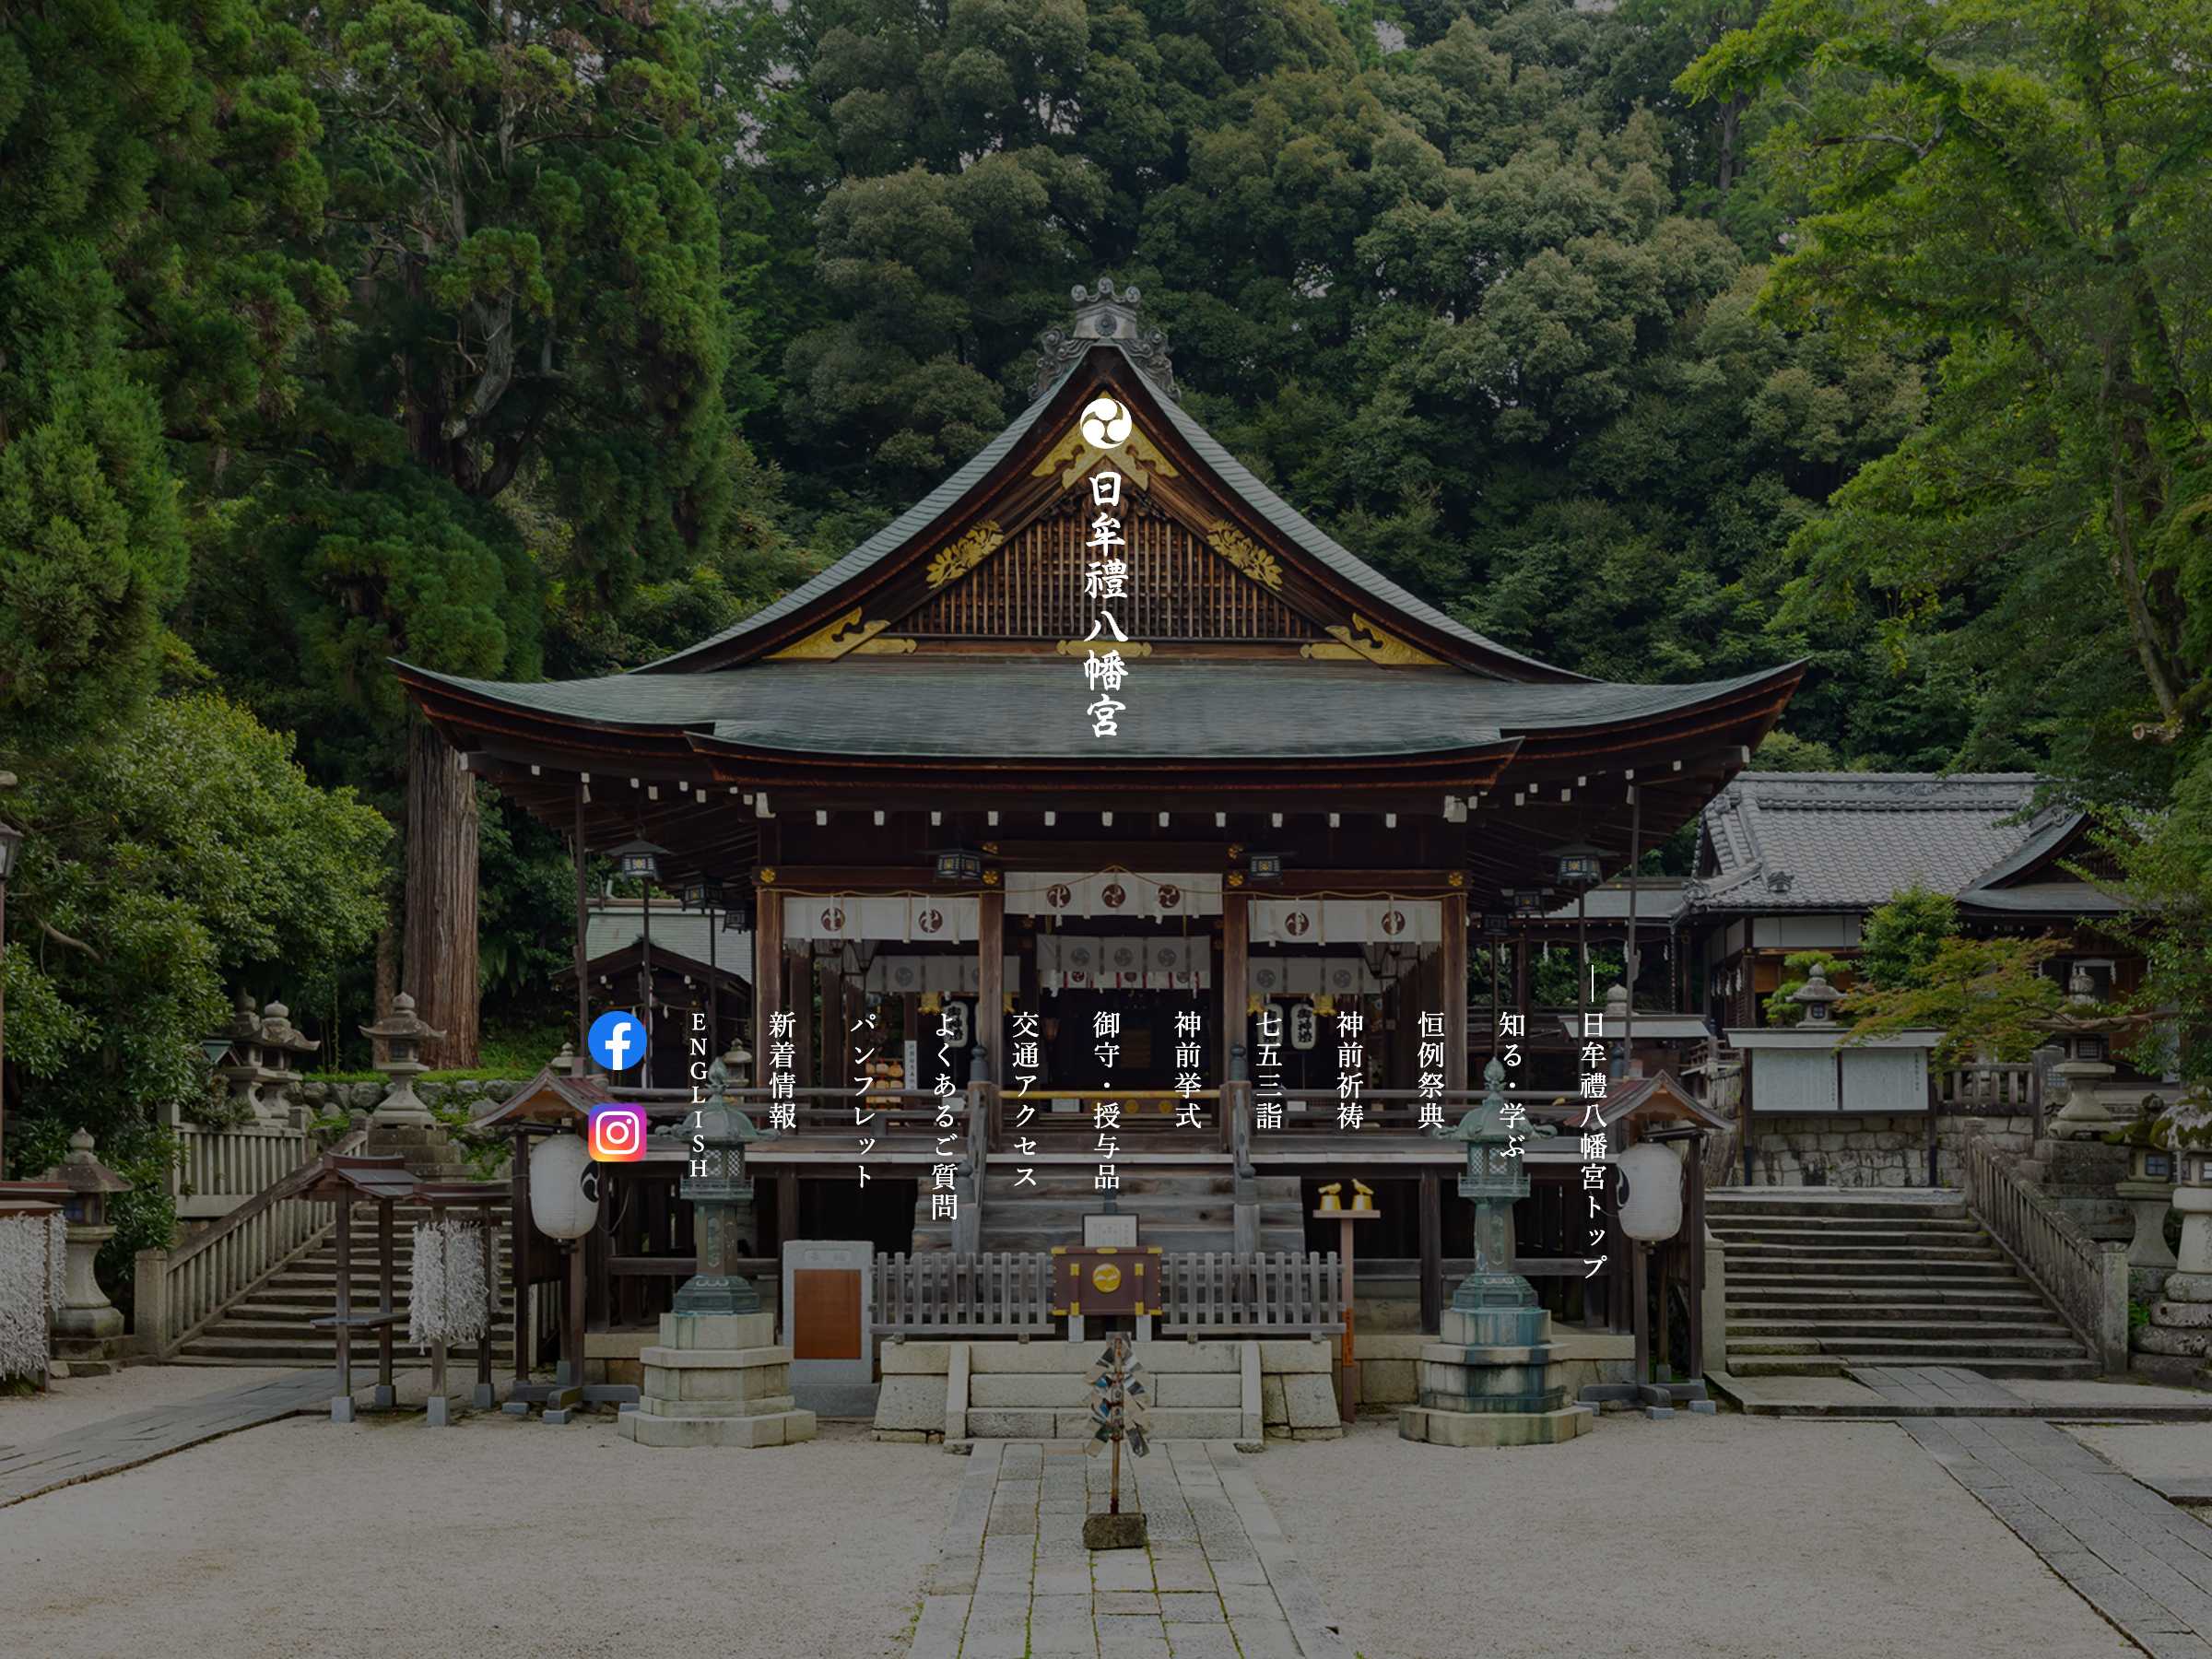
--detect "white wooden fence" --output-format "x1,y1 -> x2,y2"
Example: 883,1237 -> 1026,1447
164,1102 -> 316,1220
872,1250 -> 1347,1338
1959,1132 -> 2129,1374
134,1123 -> 362,1358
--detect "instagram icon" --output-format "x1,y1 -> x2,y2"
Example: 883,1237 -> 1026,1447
588,1104 -> 647,1162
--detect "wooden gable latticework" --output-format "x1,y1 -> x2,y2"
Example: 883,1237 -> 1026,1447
900,488 -> 1324,644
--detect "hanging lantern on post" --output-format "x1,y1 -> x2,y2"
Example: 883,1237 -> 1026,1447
1615,1142 -> 1684,1242
528,1132 -> 598,1240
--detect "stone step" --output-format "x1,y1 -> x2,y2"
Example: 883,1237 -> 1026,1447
1848,1356 -> 2103,1381
1725,1291 -> 2035,1318
1729,1318 -> 2075,1342
1726,1338 -> 1826,1356
1727,1270 -> 2028,1289
1706,1195 -> 1967,1220
1710,1221 -> 1984,1242
1726,1356 -> 1850,1378
1823,1334 -> 2089,1360
221,1298 -> 513,1323
1727,1286 -> 2045,1307
1725,1256 -> 2010,1277
174,1334 -> 512,1362
1712,1241 -> 2006,1262
962,1406 -> 1245,1440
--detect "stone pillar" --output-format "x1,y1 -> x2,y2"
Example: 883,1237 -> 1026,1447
2136,1090 -> 2212,1384
617,1309 -> 818,1448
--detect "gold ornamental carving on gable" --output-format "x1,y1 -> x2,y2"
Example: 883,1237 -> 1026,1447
1032,423 -> 1179,491
1300,612 -> 1443,667
924,522 -> 1006,588
768,607 -> 916,660
1206,523 -> 1283,591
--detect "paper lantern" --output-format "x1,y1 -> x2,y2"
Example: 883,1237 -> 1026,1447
1616,1142 -> 1683,1241
529,1134 -> 599,1240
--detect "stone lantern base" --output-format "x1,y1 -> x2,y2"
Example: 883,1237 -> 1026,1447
1397,1307 -> 1592,1449
2134,1269 -> 2212,1386
617,1311 -> 818,1449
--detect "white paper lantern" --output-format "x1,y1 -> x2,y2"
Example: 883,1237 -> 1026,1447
529,1134 -> 598,1240
1616,1143 -> 1683,1242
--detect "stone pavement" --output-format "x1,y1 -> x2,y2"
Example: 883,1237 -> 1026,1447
0,1370 -> 335,1509
1713,1363 -> 2212,1420
909,1440 -> 1351,1659
1905,1417 -> 2212,1658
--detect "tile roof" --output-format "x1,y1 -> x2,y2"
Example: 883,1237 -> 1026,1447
401,659 -> 1794,761
639,342 -> 1579,680
1688,772 -> 2084,913
583,907 -> 751,976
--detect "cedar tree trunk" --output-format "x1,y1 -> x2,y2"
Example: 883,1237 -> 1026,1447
404,715 -> 481,1067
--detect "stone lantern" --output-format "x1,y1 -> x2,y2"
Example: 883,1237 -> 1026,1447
1399,1059 -> 1588,1448
1790,963 -> 1843,1025
255,1001 -> 321,1121
2134,1088 -> 2212,1384
2115,1115 -> 2181,1290
360,991 -> 443,1128
621,1040 -> 815,1450
675,1042 -> 771,1316
42,1129 -> 131,1374
215,990 -> 269,1119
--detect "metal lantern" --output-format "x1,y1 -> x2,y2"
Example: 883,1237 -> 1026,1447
1616,1142 -> 1683,1241
528,1133 -> 599,1240
0,817 -> 20,881
935,848 -> 983,884
610,838 -> 669,880
1508,888 -> 1549,917
724,892 -> 756,933
679,877 -> 724,912
1247,851 -> 1284,884
1551,842 -> 1605,891
1483,912 -> 1513,938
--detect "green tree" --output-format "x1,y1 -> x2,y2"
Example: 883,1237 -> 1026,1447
1681,0 -> 2212,789
0,693 -> 388,1277
1857,886 -> 1958,990
1841,936 -> 2064,1065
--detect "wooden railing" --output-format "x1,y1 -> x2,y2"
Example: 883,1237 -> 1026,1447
873,1251 -> 1054,1336
1959,1132 -> 2128,1374
1159,1251 -> 1343,1335
871,1249 -> 1349,1338
164,1102 -> 315,1220
1936,1063 -> 2038,1114
133,1125 -> 366,1358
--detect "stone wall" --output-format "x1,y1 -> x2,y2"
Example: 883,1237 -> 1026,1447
1747,1113 -> 2037,1188
300,1077 -> 529,1117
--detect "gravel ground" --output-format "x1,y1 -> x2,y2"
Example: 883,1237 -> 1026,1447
1,1412 -> 957,1659
1250,1413 -> 2136,1659
0,1365 -> 300,1444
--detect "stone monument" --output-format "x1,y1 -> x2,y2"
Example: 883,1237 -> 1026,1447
620,1046 -> 817,1448
1399,1060 -> 1591,1448
2134,1088 -> 2212,1386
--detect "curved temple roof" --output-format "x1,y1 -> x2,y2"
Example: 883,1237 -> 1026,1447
398,658 -> 1797,761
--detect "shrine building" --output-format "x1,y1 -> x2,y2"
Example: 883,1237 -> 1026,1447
397,282 -> 1800,1339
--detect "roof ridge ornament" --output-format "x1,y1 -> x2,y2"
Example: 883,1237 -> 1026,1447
1032,277 -> 1179,403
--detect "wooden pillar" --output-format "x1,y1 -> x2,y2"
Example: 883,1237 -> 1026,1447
1418,1168 -> 1442,1333
753,877 -> 782,1046
572,789 -> 591,1056
377,1198 -> 396,1401
1219,891 -> 1248,1085
817,958 -> 841,1087
1687,1135 -> 1707,1378
510,1127 -> 531,1383
789,945 -> 814,1088
1441,893 -> 1468,1095
977,890 -> 1004,1084
334,1195 -> 353,1401
776,1169 -> 798,1252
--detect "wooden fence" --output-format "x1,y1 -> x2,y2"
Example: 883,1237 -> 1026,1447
1159,1251 -> 1343,1336
871,1249 -> 1347,1339
872,1252 -> 1054,1337
133,1125 -> 364,1358
1959,1131 -> 2128,1374
164,1102 -> 317,1220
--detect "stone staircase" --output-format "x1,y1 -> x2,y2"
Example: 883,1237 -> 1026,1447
912,1159 -> 1306,1255
1712,1190 -> 2100,1381
171,1203 -> 515,1368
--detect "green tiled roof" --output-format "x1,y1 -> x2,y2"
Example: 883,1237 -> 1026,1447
402,659 -> 1793,760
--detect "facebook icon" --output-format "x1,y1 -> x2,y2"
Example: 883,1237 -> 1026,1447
587,1010 -> 647,1074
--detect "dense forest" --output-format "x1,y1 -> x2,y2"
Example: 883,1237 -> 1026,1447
4,0 -> 2210,1214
